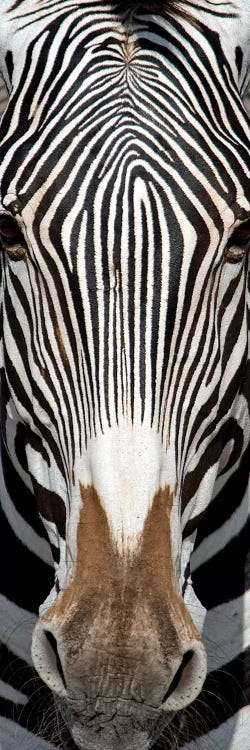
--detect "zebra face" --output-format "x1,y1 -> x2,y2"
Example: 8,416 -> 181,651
0,1 -> 250,749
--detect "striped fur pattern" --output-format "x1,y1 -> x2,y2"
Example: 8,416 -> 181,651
0,1 -> 250,748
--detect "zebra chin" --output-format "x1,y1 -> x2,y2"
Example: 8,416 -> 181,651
63,716 -> 174,750
55,694 -> 174,750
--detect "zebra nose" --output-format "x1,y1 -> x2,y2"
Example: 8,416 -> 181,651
161,640 -> 207,711
32,622 -> 206,712
32,625 -> 67,696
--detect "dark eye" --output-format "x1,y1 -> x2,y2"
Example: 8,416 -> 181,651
0,215 -> 27,260
225,219 -> 250,264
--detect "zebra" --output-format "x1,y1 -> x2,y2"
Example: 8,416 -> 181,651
0,0 -> 250,748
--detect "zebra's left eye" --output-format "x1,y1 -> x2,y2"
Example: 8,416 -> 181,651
224,219 -> 250,264
0,214 -> 27,260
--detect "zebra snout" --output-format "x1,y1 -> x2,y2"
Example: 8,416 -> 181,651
31,618 -> 207,713
32,618 -> 207,750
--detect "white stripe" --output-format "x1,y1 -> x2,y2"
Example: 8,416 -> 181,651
203,589 -> 250,672
180,705 -> 250,750
0,678 -> 27,706
0,594 -> 36,663
192,485 -> 250,572
0,717 -> 55,750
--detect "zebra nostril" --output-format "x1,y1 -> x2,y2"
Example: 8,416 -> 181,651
161,650 -> 194,704
45,630 -> 67,689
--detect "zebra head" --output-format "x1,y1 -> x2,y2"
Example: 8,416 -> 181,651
0,1 -> 250,749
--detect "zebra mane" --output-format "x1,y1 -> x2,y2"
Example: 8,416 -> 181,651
109,0 -> 194,19
113,0 -> 185,9
8,0 -> 191,17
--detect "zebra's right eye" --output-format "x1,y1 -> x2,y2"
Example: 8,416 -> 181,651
0,214 -> 27,260
224,219 -> 250,264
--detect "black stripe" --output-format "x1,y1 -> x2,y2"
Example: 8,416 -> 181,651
0,502 -> 53,613
193,517 -> 250,609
